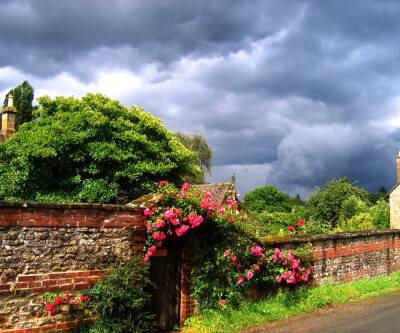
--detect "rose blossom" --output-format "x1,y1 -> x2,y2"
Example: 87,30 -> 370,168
181,183 -> 190,191
143,208 -> 152,216
175,225 -> 189,237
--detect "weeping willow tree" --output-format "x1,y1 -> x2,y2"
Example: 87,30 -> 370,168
176,132 -> 213,184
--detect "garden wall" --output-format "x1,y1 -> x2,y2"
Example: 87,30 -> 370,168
259,229 -> 400,285
2,199 -> 400,332
0,200 -> 146,332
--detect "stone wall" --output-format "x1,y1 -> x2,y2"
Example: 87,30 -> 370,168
259,229 -> 400,285
0,200 -> 146,332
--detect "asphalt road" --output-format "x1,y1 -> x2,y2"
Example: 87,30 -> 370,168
242,290 -> 400,333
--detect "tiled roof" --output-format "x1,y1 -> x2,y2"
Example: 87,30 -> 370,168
191,183 -> 234,204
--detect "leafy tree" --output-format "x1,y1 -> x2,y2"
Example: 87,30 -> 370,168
176,132 -> 212,184
306,177 -> 370,226
338,195 -> 369,223
0,93 -> 200,203
2,80 -> 37,130
243,185 -> 291,213
367,186 -> 388,204
287,194 -> 305,206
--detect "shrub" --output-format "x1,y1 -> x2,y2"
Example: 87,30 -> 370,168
370,199 -> 390,229
336,212 -> 375,232
82,256 -> 155,333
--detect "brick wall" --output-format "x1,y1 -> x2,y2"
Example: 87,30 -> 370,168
259,229 -> 400,285
0,200 -> 146,332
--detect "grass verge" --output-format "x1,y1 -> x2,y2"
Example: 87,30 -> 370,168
183,271 -> 400,333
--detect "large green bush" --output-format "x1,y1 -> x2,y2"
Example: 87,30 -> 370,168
243,185 -> 291,213
0,93 -> 199,203
305,177 -> 370,227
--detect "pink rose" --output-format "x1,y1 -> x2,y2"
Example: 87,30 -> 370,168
170,218 -> 180,226
181,183 -> 190,191
219,300 -> 226,305
164,210 -> 175,220
175,225 -> 190,237
250,246 -> 263,256
296,220 -> 305,226
288,226 -> 295,232
144,208 -> 152,216
46,303 -> 55,311
246,270 -> 254,280
224,250 -> 230,256
237,276 -> 244,285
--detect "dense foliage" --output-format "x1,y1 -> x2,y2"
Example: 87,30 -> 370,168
143,182 -> 312,309
243,185 -> 291,213
243,177 -> 390,236
2,80 -> 36,130
0,93 -> 199,203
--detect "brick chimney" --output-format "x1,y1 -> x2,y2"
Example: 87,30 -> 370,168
0,94 -> 17,141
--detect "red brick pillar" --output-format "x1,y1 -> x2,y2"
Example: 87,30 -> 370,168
179,235 -> 197,324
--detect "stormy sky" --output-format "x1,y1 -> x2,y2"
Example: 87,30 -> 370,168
1,0 -> 400,200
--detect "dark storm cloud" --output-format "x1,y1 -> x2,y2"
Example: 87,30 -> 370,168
2,0 -> 400,197
0,0 -> 297,79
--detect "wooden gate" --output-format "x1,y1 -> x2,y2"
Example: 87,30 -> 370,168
150,236 -> 182,332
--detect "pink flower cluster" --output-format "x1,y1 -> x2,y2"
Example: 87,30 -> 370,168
143,182 -> 237,260
273,248 -> 313,284
40,293 -> 89,316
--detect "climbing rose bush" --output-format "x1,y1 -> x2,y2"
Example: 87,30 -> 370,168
143,182 -> 312,308
143,181 -> 239,261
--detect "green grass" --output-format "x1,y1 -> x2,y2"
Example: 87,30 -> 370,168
184,271 -> 400,332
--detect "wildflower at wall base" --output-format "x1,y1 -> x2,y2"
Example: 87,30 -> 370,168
40,292 -> 89,316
